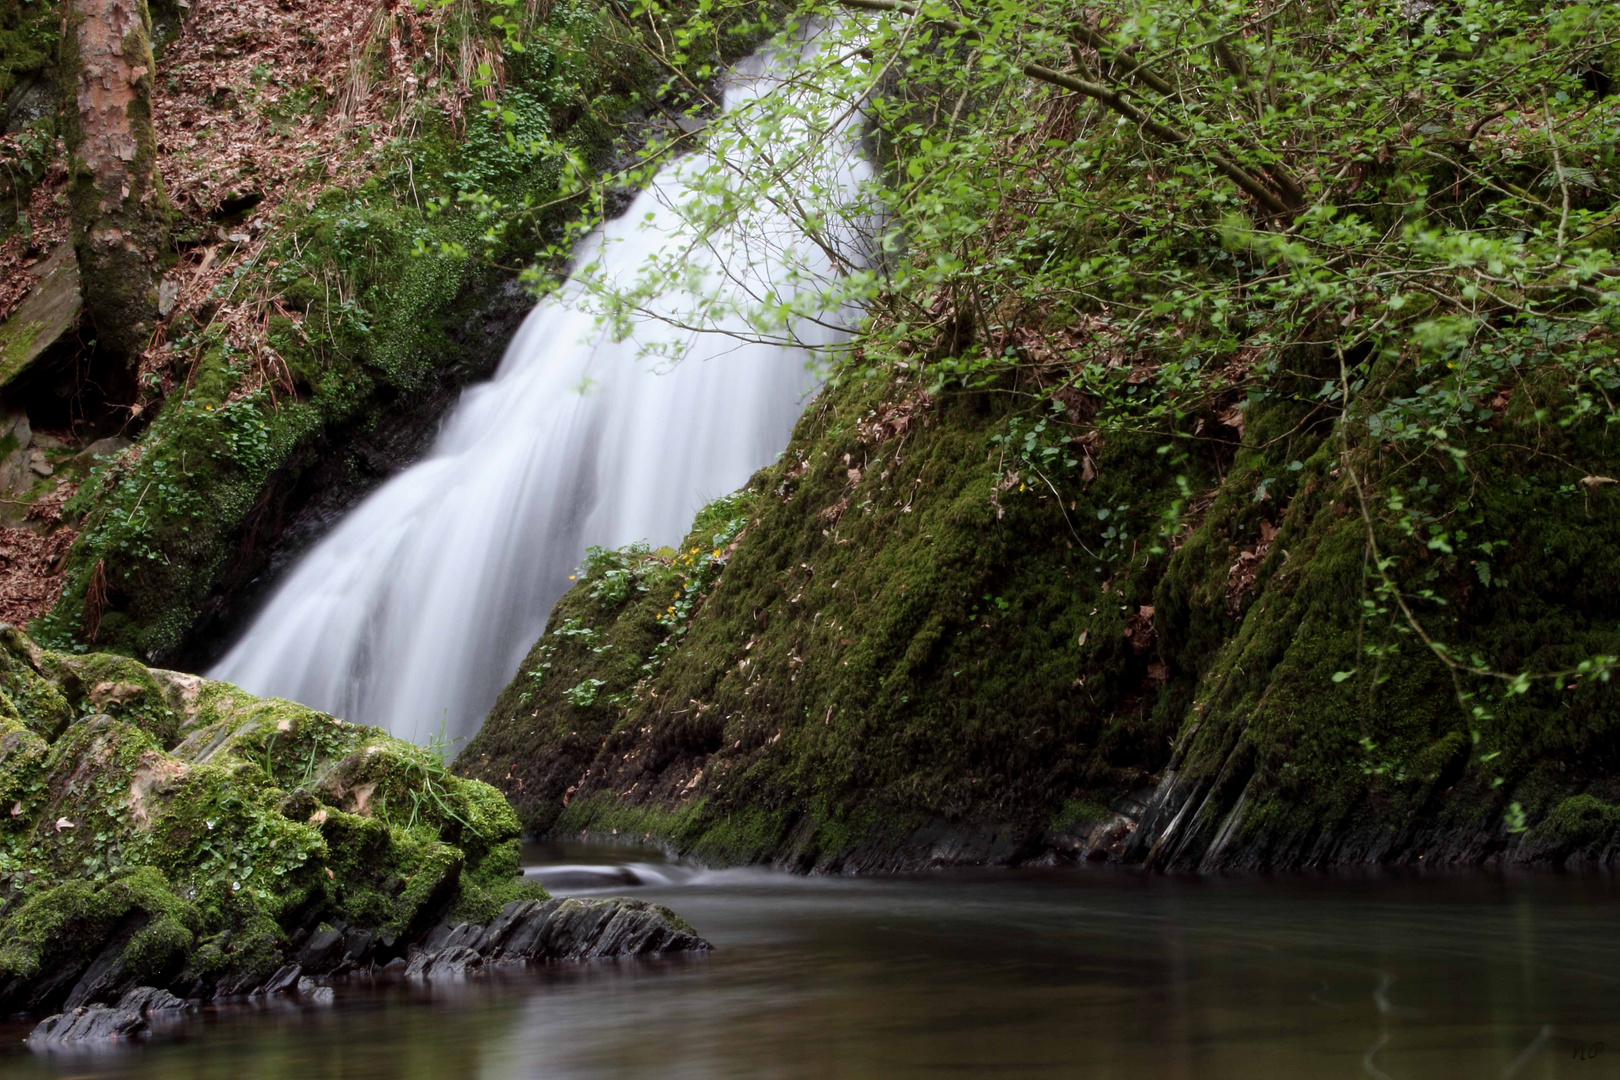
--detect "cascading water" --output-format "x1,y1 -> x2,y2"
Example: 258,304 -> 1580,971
211,34 -> 872,744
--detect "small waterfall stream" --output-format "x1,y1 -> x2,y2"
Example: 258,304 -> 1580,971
212,36 -> 871,744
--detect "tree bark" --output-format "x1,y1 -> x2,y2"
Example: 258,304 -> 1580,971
59,0 -> 168,368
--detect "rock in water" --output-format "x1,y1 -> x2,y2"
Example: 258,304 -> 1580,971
117,986 -> 191,1014
26,1005 -> 147,1048
404,897 -> 709,978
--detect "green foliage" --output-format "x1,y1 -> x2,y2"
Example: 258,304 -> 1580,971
458,0 -> 1620,869
0,0 -> 56,105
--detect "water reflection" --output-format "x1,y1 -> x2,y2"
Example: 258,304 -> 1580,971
6,847 -> 1620,1078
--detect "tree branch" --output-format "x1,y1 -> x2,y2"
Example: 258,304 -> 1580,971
837,0 -> 1294,218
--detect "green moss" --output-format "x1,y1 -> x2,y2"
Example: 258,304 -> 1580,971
1521,795 -> 1620,867
1131,367 -> 1620,869
0,629 -> 73,741
462,370 -> 1200,867
1050,800 -> 1113,832
444,836 -> 545,926
0,715 -> 48,840
0,629 -> 551,1006
0,0 -> 57,106
0,866 -> 197,1012
464,343 -> 1620,871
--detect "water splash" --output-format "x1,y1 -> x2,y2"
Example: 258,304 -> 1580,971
212,36 -> 872,744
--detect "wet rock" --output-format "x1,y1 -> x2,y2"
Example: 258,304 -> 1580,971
260,963 -> 302,996
404,945 -> 483,979
401,896 -> 708,981
293,976 -> 335,1004
0,244 -> 81,393
117,985 -> 190,1014
296,925 -> 345,969
0,627 -> 710,1024
26,1004 -> 146,1048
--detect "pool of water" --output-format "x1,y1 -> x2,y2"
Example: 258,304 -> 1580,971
4,842 -> 1619,1078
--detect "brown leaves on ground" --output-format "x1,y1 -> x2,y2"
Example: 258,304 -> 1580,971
145,0 -> 498,398
0,0 -> 505,400
0,156 -> 71,324
0,481 -> 77,627
1226,518 -> 1279,614
856,390 -> 931,446
1124,603 -> 1156,655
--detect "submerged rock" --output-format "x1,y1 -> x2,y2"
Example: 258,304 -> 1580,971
0,626 -> 707,1026
24,984 -> 191,1048
26,1004 -> 147,1048
405,896 -> 707,978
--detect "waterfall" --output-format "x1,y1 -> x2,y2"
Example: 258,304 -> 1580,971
211,34 -> 872,745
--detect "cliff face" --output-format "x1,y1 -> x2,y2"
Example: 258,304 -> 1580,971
458,356 -> 1620,873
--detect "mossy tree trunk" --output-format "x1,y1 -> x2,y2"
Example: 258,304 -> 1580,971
58,0 -> 168,374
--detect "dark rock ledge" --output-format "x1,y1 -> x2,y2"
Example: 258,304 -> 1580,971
26,896 -> 708,1046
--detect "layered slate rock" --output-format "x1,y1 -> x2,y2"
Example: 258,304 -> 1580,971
26,1004 -> 148,1048
26,984 -> 190,1047
404,897 -> 707,978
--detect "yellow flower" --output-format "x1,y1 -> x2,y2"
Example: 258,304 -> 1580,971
568,574 -> 576,580
712,549 -> 721,558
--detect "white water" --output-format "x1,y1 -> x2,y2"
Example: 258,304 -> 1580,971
212,36 -> 872,744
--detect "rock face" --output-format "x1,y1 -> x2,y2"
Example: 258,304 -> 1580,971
26,1003 -> 148,1047
0,626 -> 707,1025
459,361 -> 1620,874
0,245 -> 82,393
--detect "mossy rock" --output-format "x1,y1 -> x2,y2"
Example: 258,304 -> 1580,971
1520,795 -> 1620,868
461,371 -> 1205,869
0,866 -> 197,1013
462,356 -> 1620,872
0,625 -> 548,1013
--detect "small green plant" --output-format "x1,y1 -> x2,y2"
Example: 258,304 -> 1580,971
563,678 -> 607,707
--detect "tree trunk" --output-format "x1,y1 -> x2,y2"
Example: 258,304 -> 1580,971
59,0 -> 168,369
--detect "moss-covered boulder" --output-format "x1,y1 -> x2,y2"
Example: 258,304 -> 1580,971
0,624 -> 703,1016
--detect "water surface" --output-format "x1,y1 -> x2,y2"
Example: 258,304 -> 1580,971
4,844 -> 1619,1078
